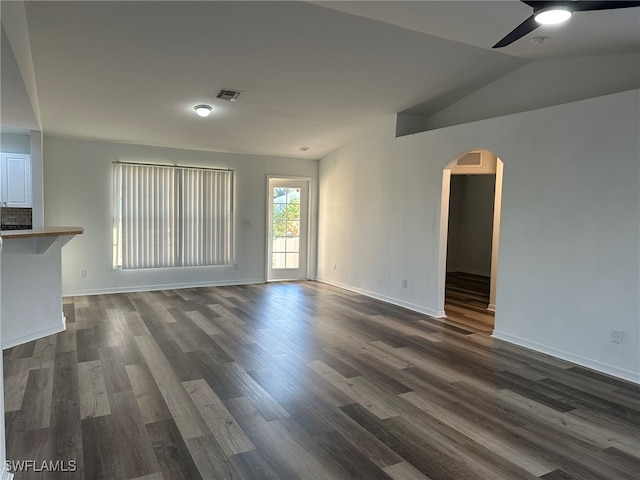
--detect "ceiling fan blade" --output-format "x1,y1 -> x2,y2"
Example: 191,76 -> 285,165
493,14 -> 539,48
521,0 -> 640,10
569,1 -> 640,11
521,0 -> 640,11
521,1 -> 554,8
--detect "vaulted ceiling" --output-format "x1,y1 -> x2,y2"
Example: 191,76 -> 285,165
2,1 -> 639,159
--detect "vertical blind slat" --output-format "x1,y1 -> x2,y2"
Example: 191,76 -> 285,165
114,164 -> 232,269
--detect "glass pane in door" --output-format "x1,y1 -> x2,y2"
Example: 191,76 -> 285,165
271,187 -> 300,269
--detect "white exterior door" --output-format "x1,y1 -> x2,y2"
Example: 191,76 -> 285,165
267,178 -> 309,281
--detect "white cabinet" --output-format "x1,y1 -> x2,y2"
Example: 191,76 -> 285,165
1,153 -> 32,208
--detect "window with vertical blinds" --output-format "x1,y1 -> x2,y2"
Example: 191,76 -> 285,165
113,163 -> 233,269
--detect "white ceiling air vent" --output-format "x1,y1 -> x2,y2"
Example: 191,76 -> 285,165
216,89 -> 243,101
456,151 -> 482,166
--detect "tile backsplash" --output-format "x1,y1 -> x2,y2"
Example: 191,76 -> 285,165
1,207 -> 32,228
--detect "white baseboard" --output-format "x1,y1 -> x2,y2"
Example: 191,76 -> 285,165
316,276 -> 445,318
267,277 -> 315,283
2,318 -> 66,350
63,278 -> 266,297
487,303 -> 496,312
492,330 -> 640,384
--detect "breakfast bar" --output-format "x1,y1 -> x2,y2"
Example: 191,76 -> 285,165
1,226 -> 83,348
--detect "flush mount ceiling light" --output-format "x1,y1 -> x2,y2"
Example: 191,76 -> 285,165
194,104 -> 212,117
534,6 -> 572,25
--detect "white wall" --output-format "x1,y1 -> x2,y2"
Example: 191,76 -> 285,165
0,238 -> 7,479
318,90 -> 640,382
30,130 -> 43,227
446,175 -> 463,274
319,115 -> 453,317
0,3 -> 41,129
1,236 -> 67,348
0,24 -> 44,228
0,23 -> 39,132
43,137 -> 318,295
447,175 -> 495,276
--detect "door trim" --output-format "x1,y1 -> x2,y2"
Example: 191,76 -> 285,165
437,150 -> 503,321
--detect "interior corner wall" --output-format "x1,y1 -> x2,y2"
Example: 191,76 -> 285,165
395,113 -> 431,137
43,137 -> 318,295
317,115 -> 442,314
422,53 -> 640,131
0,24 -> 39,132
446,175 -> 464,273
317,90 -> 640,382
30,130 -> 44,228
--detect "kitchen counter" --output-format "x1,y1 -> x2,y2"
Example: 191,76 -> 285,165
1,226 -> 83,239
1,226 -> 83,348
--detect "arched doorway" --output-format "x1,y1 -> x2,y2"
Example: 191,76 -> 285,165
437,149 -> 503,333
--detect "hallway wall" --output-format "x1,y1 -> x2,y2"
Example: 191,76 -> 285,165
318,90 -> 640,382
447,175 -> 495,276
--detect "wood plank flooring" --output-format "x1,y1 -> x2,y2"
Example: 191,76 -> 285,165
4,281 -> 639,479
445,272 -> 495,334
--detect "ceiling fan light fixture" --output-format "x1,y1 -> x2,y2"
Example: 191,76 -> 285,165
194,104 -> 213,117
534,6 -> 572,25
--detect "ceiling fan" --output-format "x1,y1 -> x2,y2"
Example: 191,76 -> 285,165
493,1 -> 640,48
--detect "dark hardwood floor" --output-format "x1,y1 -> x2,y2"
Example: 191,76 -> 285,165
445,272 -> 495,334
4,281 -> 639,479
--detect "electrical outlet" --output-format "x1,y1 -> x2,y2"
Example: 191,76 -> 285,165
610,329 -> 623,344
332,262 -> 337,271
80,268 -> 87,278
402,279 -> 408,288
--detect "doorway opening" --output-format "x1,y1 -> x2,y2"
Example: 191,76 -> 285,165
438,150 -> 503,334
266,176 -> 311,282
